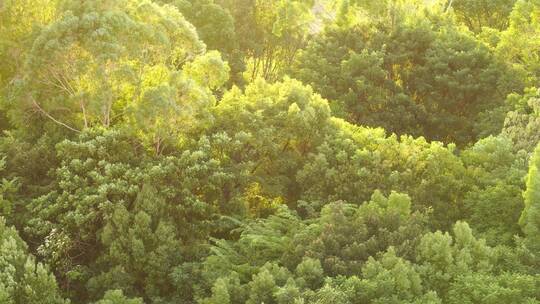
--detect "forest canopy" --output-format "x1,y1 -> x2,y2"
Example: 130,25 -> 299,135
0,0 -> 539,303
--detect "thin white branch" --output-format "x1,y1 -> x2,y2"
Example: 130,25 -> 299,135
30,97 -> 81,133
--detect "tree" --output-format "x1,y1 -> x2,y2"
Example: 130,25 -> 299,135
295,257 -> 324,290
1,0 -> 540,302
201,191 -> 428,303
0,217 -> 66,304
211,77 -> 331,200
502,88 -> 540,152
461,136 -> 528,245
164,0 -> 244,84
168,0 -> 237,53
93,290 -> 143,304
449,0 -> 517,33
220,0 -> 315,82
311,284 -> 348,304
8,0 -> 229,154
291,20 -> 427,137
0,0 -> 59,132
411,26 -> 516,144
0,132 -> 60,230
0,155 -> 21,227
200,277 -> 232,304
498,0 -> 540,85
349,247 -> 441,303
124,50 -> 230,155
292,8 -> 517,145
246,268 -> 278,304
87,185 -> 185,301
416,221 -> 493,300
520,143 -> 540,255
447,272 -> 540,304
296,121 -> 466,230
0,0 -> 57,95
27,129 -> 244,302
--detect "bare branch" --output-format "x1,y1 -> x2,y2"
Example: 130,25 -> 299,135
30,96 -> 81,133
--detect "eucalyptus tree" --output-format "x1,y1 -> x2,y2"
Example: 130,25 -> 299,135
220,0 -> 315,82
498,0 -> 540,85
9,0 -> 229,154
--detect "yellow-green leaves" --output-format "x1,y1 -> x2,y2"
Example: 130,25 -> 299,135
520,143 -> 540,254
450,0 -> 517,33
498,0 -> 540,85
183,50 -> 231,89
11,0 -> 227,154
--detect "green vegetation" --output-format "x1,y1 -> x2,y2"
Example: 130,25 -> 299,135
0,0 -> 539,303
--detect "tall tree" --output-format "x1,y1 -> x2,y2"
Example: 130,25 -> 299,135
0,217 -> 66,304
220,0 -> 315,82
461,136 -> 528,245
449,0 -> 517,33
498,0 -> 540,85
503,88 -> 540,152
0,0 -> 58,131
8,0 -> 229,153
520,143 -> 540,255
161,0 -> 244,84
27,129 -> 244,302
292,7 -> 518,144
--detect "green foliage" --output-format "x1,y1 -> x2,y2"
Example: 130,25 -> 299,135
211,77 -> 332,199
164,0 -> 244,83
416,221 -> 493,299
0,217 -> 67,304
311,284 -> 348,304
6,0 -> 232,154
0,0 -> 58,132
335,0 -> 432,25
0,155 -> 20,226
291,21 -> 425,137
27,129 -> 245,302
200,277 -> 232,304
221,0 -> 315,82
297,121 -> 466,229
202,217 -> 535,304
461,136 -> 528,245
292,9 -> 519,145
354,247 -> 430,303
1,0 -> 539,303
498,0 -> 540,85
447,272 -> 540,304
521,143 -> 540,255
0,0 -> 57,88
200,191 -> 428,303
93,290 -> 143,304
169,0 -> 237,53
503,88 -> 540,152
450,0 -> 517,32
